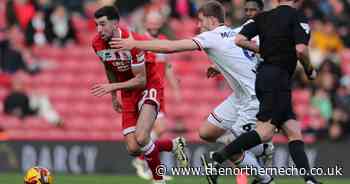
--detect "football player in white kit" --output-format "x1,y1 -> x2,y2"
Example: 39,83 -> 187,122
110,1 -> 273,184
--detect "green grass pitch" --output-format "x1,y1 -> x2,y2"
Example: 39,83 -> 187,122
1,173 -> 348,184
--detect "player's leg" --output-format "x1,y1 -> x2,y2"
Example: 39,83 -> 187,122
210,93 -> 276,163
203,111 -> 276,183
132,113 -> 167,180
229,96 -> 273,183
134,102 -> 165,182
199,121 -> 228,143
122,110 -> 143,156
201,95 -> 272,184
123,127 -> 152,180
135,89 -> 188,183
282,120 -> 321,184
200,94 -> 237,143
202,136 -> 274,184
209,119 -> 275,166
136,104 -> 187,183
210,67 -> 279,165
200,95 -> 242,184
125,132 -> 142,156
233,97 -> 274,167
280,99 -> 320,184
152,114 -> 174,181
275,83 -> 320,184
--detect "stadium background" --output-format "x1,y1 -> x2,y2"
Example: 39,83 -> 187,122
0,0 -> 350,183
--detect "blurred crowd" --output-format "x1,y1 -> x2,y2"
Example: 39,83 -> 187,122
0,0 -> 350,141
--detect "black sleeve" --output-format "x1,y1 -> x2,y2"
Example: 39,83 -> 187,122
239,19 -> 258,40
293,13 -> 311,45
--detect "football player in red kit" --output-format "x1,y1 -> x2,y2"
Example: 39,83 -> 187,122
90,6 -> 188,184
131,11 -> 182,181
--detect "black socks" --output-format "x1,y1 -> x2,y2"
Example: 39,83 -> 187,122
212,132 -> 317,182
212,130 -> 262,164
288,140 -> 316,182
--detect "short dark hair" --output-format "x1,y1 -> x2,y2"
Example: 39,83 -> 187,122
246,0 -> 264,10
197,1 -> 225,23
94,6 -> 120,21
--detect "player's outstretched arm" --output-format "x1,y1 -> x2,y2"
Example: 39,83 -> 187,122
234,34 -> 259,53
109,37 -> 199,53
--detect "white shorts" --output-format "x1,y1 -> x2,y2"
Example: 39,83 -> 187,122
208,94 -> 274,160
207,94 -> 259,136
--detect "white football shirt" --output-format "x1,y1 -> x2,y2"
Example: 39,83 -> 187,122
192,25 -> 258,99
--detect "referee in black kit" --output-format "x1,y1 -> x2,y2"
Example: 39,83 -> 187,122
203,0 -> 321,184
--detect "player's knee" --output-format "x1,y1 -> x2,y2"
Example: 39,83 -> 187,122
258,131 -> 274,142
135,131 -> 150,146
256,124 -> 275,142
127,144 -> 141,156
283,119 -> 303,141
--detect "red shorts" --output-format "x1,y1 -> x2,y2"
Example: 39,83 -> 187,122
121,87 -> 164,135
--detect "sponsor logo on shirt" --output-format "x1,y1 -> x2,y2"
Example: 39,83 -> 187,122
97,49 -> 133,72
220,31 -> 235,38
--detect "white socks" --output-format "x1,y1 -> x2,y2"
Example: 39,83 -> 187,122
141,140 -> 155,155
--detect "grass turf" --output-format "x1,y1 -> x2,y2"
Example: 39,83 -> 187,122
1,173 -> 348,184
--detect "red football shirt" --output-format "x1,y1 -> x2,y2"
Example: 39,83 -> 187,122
92,28 -> 163,92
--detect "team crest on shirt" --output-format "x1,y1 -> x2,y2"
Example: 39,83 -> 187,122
96,49 -> 117,61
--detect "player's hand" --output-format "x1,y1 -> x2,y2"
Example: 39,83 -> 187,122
109,36 -> 135,51
207,66 -> 221,78
111,95 -> 122,113
90,83 -> 115,97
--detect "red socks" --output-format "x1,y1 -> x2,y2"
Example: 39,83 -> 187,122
141,139 -> 174,181
155,139 -> 173,152
142,141 -> 163,181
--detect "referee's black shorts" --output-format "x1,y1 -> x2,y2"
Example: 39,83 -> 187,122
255,64 -> 296,128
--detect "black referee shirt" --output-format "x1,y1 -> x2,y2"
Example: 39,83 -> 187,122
239,5 -> 311,75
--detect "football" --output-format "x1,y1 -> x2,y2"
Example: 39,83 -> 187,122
24,167 -> 53,184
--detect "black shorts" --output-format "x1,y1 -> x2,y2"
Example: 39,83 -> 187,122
255,64 -> 296,128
